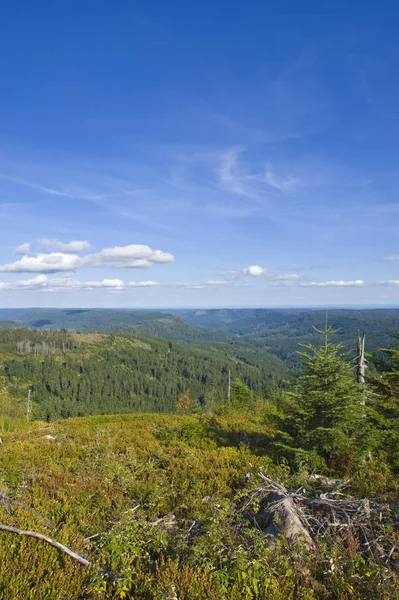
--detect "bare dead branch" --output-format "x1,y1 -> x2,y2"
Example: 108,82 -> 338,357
0,523 -> 117,579
0,493 -> 56,529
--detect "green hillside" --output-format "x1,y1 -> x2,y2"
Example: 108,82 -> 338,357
175,308 -> 399,367
1,308 -> 398,371
0,309 -> 228,344
0,328 -> 285,421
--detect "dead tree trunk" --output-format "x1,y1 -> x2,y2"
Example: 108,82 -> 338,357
261,491 -> 314,548
356,332 -> 367,385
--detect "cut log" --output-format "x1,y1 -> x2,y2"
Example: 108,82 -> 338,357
260,491 -> 314,548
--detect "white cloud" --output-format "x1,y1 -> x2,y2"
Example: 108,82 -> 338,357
15,242 -> 32,255
0,275 -> 50,291
128,280 -> 159,287
377,280 -> 399,286
265,165 -> 299,191
174,280 -> 238,290
85,279 -> 125,289
0,275 -> 160,292
219,147 -> 254,198
18,274 -> 49,288
39,239 -> 91,253
383,255 -> 399,261
0,253 -> 80,273
0,243 -> 174,273
300,280 -> 364,287
242,265 -> 266,277
83,244 -> 174,268
273,273 -> 301,281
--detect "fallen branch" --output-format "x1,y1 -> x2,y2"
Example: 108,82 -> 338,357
0,493 -> 56,530
0,523 -> 118,579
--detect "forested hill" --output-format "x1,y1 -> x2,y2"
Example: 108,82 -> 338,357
0,328 -> 284,421
1,307 -> 398,370
0,308 -> 228,343
171,308 -> 399,366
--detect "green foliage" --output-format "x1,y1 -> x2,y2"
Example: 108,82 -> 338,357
176,308 -> 399,370
368,335 -> 399,471
1,307 -> 399,374
231,377 -> 254,413
0,329 -> 281,421
276,323 -> 366,470
0,413 -> 398,599
1,313 -> 399,596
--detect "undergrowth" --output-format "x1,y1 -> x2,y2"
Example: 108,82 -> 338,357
0,413 -> 398,599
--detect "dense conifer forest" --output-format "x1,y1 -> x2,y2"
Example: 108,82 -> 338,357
0,328 -> 284,421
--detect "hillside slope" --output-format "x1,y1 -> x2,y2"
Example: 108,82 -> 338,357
0,308 -> 229,343
175,308 -> 399,366
0,328 -> 285,421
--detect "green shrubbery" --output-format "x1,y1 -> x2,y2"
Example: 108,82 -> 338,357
1,413 -> 398,599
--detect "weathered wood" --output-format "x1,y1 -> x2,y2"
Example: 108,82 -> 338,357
0,523 -> 117,579
356,331 -> 367,385
0,493 -> 56,529
260,491 -> 314,548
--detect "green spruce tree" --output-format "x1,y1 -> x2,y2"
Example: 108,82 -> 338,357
368,335 -> 399,470
231,377 -> 254,413
278,317 -> 366,470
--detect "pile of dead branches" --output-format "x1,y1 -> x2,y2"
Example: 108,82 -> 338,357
245,471 -> 399,570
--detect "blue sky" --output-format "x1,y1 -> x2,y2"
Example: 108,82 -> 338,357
1,2 -> 399,308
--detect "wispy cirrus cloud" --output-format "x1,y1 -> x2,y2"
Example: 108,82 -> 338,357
269,273 -> 303,286
218,147 -> 300,202
173,279 -> 240,290
383,255 -> 399,261
0,275 -> 159,292
300,280 -> 364,287
264,165 -> 300,191
376,280 -> 399,286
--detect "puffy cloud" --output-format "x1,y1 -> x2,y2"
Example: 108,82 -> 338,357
15,242 -> 32,255
0,253 -> 80,273
0,275 -> 49,291
242,265 -> 266,277
39,239 -> 91,253
0,243 -> 174,273
300,280 -> 364,287
83,244 -> 174,268
17,274 -> 49,288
